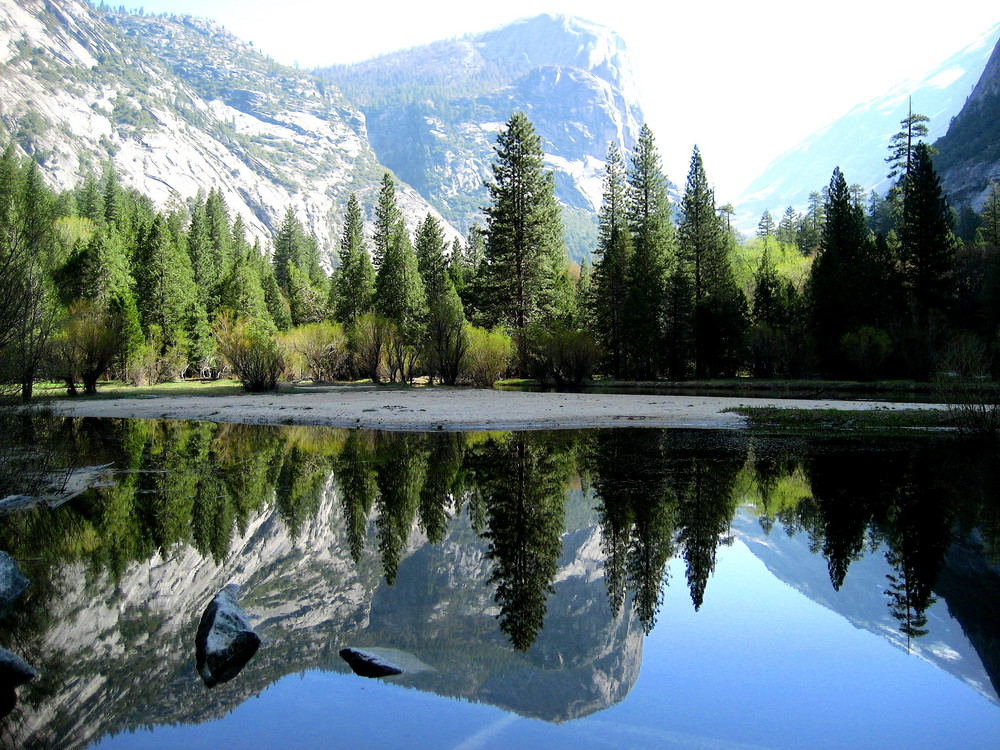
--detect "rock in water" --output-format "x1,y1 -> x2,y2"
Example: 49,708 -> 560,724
0,552 -> 29,618
339,648 -> 404,678
0,647 -> 36,720
195,584 -> 260,688
0,647 -> 37,688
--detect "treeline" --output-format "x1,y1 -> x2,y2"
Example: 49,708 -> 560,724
2,107 -> 999,397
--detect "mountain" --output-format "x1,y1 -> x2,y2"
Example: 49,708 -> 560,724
0,0 -> 456,264
934,33 -> 1000,208
736,23 -> 1000,228
318,14 -> 645,262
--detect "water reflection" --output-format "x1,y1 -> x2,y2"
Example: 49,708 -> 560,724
0,418 -> 997,747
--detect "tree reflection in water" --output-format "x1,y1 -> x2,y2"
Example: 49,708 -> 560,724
0,418 -> 997,656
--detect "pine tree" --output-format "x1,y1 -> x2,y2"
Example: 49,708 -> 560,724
625,124 -> 675,379
329,193 -> 375,325
886,100 -> 932,182
757,210 -> 775,239
272,207 -> 305,291
593,142 -> 633,378
480,112 -> 564,373
809,167 -> 884,374
978,181 -> 1000,246
374,219 -> 427,337
373,172 -> 400,270
679,146 -> 745,378
900,143 -> 955,330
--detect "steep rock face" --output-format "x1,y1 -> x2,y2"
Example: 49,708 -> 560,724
935,34 -> 1000,208
0,0 -> 455,264
737,23 -> 1000,226
320,14 -> 645,261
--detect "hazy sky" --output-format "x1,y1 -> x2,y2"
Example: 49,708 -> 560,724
129,0 -> 997,200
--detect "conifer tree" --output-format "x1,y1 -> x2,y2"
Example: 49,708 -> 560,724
679,146 -> 745,378
809,167 -> 883,374
977,181 -> 1000,246
375,219 -> 427,337
886,100 -> 931,182
417,214 -> 467,384
480,112 -> 564,373
593,142 -> 632,378
272,207 -> 306,291
329,193 -> 375,325
373,172 -> 400,270
625,124 -> 674,379
900,143 -> 955,330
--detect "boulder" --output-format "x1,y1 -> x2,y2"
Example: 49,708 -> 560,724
339,648 -> 404,678
0,552 -> 28,618
195,584 -> 260,688
0,647 -> 36,720
0,647 -> 37,688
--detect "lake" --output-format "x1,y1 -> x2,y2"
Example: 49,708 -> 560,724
0,417 -> 997,749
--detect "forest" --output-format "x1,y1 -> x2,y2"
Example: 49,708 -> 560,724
1,108 -> 998,398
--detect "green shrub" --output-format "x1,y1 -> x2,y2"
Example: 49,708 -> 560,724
527,324 -> 600,386
463,325 -> 512,388
840,326 -> 892,381
281,322 -> 348,382
215,315 -> 285,392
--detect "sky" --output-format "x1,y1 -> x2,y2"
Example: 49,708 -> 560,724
127,0 -> 998,201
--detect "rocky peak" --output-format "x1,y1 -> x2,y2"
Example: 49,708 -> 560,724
320,14 -> 644,261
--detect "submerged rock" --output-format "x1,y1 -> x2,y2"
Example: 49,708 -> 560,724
195,584 -> 260,688
0,647 -> 36,720
0,647 -> 37,687
339,648 -> 404,678
0,552 -> 28,618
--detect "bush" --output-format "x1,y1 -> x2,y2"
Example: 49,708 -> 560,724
840,326 -> 892,381
936,334 -> 1000,437
347,314 -> 389,384
463,325 -> 513,387
527,324 -> 600,386
215,315 -> 285,392
281,322 -> 349,382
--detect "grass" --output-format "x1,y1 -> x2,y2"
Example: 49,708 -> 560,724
32,379 -> 264,400
728,406 -> 956,434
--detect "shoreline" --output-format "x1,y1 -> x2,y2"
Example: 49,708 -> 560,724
35,384 -> 950,432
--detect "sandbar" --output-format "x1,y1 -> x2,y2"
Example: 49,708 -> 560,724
41,385 -> 947,431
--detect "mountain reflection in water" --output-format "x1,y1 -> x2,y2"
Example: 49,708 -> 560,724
0,417 -> 997,748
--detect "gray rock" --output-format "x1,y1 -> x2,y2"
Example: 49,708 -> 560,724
0,552 -> 28,618
195,584 -> 260,688
339,648 -> 404,678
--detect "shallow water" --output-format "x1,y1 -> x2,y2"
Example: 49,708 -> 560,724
0,419 -> 997,749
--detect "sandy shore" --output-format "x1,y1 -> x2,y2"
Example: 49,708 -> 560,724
41,385 -> 947,431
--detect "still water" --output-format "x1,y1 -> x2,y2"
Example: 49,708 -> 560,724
0,418 -> 997,749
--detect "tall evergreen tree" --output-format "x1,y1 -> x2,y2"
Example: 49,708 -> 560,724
977,181 -> 1000,246
678,146 -> 745,378
416,213 -> 467,385
625,124 -> 675,379
480,112 -> 564,373
809,167 -> 884,375
329,192 -> 375,325
886,100 -> 931,182
593,142 -> 633,378
373,172 -> 400,270
899,143 -> 955,332
374,219 -> 427,337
